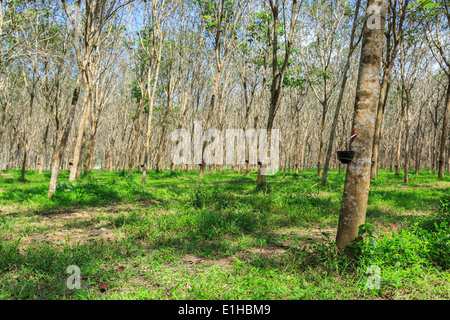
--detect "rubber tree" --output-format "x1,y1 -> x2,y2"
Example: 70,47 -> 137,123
48,73 -> 83,198
411,0 -> 450,179
321,0 -> 363,186
256,0 -> 299,185
242,9 -> 272,177
142,2 -> 164,184
370,0 -> 410,180
335,0 -> 387,256
65,0 -> 133,181
299,0 -> 347,178
196,0 -> 246,180
17,2 -> 46,181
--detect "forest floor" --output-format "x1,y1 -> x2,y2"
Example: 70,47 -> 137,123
0,168 -> 449,300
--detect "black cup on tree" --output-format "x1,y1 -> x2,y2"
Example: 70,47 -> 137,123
337,151 -> 355,164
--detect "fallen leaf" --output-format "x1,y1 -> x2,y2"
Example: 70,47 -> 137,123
116,266 -> 124,272
188,257 -> 204,264
99,283 -> 109,292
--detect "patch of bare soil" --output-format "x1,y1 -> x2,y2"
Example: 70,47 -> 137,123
275,227 -> 335,243
182,246 -> 290,270
21,227 -> 115,247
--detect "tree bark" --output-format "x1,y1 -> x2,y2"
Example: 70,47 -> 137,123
403,89 -> 410,183
370,0 -> 409,180
69,88 -> 90,181
335,0 -> 387,256
142,19 -> 163,185
321,0 -> 361,185
438,80 -> 450,179
395,89 -> 405,175
371,76 -> 390,179
257,0 -> 298,184
300,113 -> 313,172
48,73 -> 82,198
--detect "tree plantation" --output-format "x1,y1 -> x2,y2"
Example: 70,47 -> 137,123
0,0 -> 449,301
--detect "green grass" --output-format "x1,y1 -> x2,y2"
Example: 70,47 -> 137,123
0,168 -> 449,299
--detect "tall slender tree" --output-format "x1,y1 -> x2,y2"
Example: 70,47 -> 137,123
336,0 -> 387,256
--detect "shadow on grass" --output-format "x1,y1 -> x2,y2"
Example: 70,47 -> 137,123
0,238 -> 142,299
1,177 -> 165,218
366,206 -> 425,225
142,223 -> 285,261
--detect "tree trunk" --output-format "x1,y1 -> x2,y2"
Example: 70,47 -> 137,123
335,0 -> 387,256
321,12 -> 361,186
403,90 -> 410,184
300,113 -> 313,172
371,77 -> 390,179
256,0 -> 298,185
69,89 -> 90,181
142,22 -> 163,185
317,103 -> 326,177
200,68 -> 222,180
48,73 -> 82,198
38,112 -> 52,174
438,80 -> 450,179
20,89 -> 36,181
395,94 -> 405,175
84,113 -> 99,176
246,58 -> 270,177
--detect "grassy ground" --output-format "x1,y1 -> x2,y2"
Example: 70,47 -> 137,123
0,168 -> 449,300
